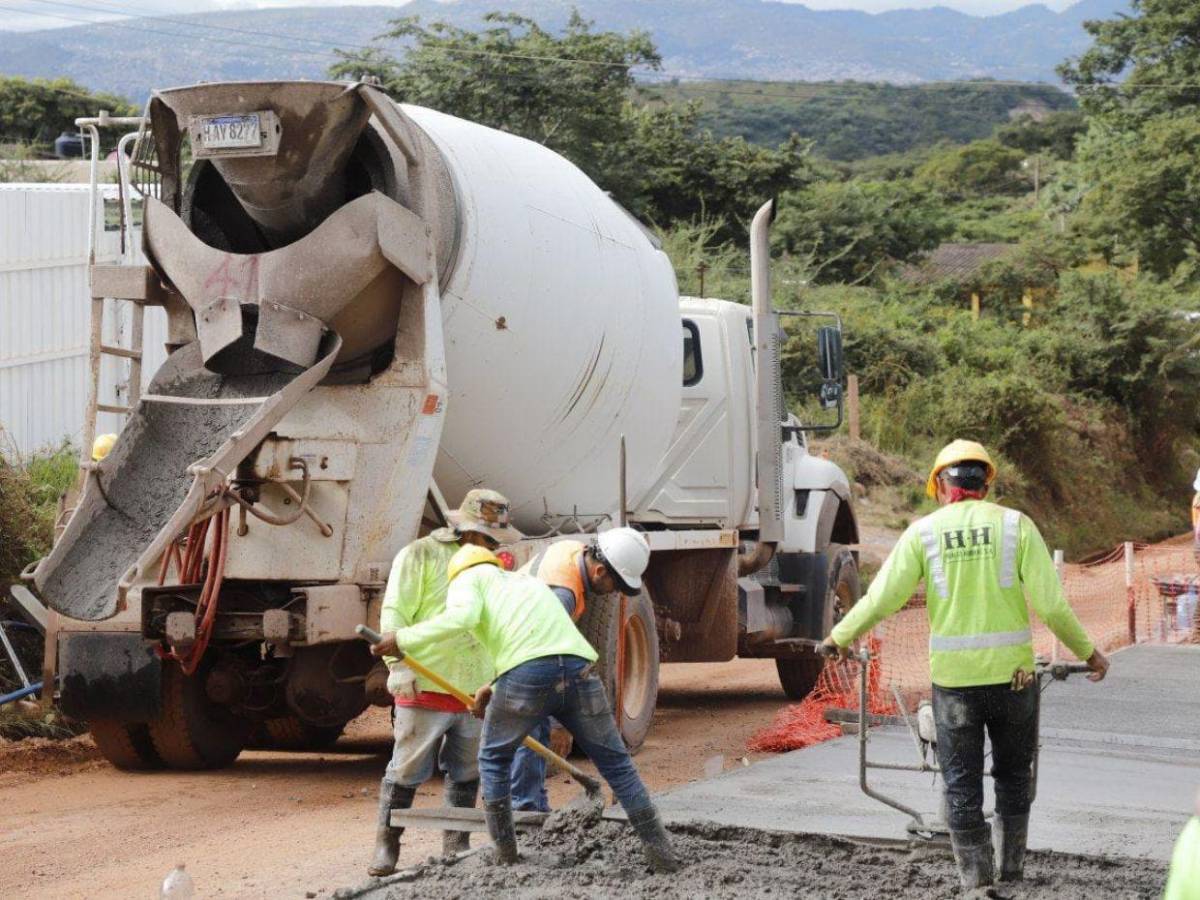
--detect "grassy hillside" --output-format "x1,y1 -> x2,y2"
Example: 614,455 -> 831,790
642,80 -> 1077,160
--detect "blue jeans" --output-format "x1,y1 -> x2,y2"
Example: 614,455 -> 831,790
510,718 -> 551,812
480,655 -> 651,815
933,681 -> 1039,832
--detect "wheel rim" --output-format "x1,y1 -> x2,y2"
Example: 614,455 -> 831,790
621,613 -> 651,722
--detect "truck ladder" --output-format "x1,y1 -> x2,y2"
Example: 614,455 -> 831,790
77,116 -> 151,471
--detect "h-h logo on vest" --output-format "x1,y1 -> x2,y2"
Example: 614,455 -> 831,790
940,524 -> 996,563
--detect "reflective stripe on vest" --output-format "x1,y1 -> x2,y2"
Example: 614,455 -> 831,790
919,521 -> 949,599
999,509 -> 1021,589
929,628 -> 1032,652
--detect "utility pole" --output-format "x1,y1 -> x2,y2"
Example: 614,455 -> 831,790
697,261 -> 709,299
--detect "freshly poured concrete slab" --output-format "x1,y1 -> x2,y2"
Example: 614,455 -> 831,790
648,644 -> 1200,862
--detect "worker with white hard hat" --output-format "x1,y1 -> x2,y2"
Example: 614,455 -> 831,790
510,526 -> 652,812
821,439 -> 1109,893
368,543 -> 679,873
367,488 -> 521,876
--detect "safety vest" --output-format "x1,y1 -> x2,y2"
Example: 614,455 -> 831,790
521,539 -> 588,622
831,499 -> 1093,688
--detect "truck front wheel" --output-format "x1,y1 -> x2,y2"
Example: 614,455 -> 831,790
776,545 -> 860,700
578,589 -> 659,752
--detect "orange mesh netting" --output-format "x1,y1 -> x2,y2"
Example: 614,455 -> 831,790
749,536 -> 1200,753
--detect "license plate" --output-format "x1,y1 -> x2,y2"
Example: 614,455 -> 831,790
198,114 -> 262,150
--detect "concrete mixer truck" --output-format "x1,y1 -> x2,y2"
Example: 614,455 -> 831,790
26,81 -> 860,770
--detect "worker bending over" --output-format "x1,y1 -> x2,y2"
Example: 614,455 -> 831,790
369,544 -> 680,873
821,440 -> 1109,894
511,528 -> 651,812
368,490 -> 521,876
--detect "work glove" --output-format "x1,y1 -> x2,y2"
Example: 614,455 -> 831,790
819,636 -> 849,661
387,664 -> 418,700
471,685 -> 493,720
1085,648 -> 1110,682
1010,667 -> 1034,692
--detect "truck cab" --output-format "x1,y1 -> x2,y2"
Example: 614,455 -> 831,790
629,294 -> 860,707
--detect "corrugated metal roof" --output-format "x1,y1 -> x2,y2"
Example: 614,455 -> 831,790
901,242 -> 1016,284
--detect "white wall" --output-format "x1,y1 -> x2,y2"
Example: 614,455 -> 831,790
0,183 -> 169,460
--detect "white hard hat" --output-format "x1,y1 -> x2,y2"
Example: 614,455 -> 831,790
595,527 -> 650,595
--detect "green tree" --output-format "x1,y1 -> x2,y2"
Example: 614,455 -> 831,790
914,139 -> 1026,200
1060,0 -> 1200,277
772,179 -> 949,284
331,12 -> 658,188
0,76 -> 134,149
330,13 -> 807,238
620,102 -> 809,239
995,110 -> 1086,160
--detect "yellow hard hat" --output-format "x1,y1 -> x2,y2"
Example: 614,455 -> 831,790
91,433 -> 118,461
925,439 -> 996,498
447,545 -> 502,583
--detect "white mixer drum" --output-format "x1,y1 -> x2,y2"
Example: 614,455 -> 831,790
403,106 -> 682,531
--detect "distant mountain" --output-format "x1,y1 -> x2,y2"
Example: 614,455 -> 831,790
0,0 -> 1129,102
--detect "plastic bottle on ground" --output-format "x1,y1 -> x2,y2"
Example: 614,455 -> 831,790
161,863 -> 194,899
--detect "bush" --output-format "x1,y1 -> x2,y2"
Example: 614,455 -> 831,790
0,444 -> 75,584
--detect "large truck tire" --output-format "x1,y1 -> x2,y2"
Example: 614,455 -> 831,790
251,716 -> 345,751
89,720 -> 164,771
578,590 -> 659,752
776,545 -> 861,701
147,662 -> 246,770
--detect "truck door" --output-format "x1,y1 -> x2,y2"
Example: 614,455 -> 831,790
634,313 -> 734,523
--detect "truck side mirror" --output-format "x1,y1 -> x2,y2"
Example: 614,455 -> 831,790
817,326 -> 842,379
817,326 -> 843,410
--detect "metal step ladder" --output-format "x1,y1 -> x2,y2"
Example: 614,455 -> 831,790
77,112 -> 154,470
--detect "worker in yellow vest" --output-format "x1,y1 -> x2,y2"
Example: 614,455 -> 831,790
821,439 -> 1109,894
368,545 -> 679,872
510,528 -> 651,811
1164,788 -> 1200,900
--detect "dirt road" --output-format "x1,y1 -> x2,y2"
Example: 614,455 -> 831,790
0,658 -> 790,900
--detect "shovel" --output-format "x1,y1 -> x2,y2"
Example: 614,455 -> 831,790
356,625 -> 604,801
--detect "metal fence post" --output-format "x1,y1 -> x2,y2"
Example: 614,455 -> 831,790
1124,541 -> 1136,645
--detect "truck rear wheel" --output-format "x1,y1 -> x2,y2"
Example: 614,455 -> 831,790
148,662 -> 246,770
776,545 -> 860,700
578,589 -> 659,752
89,720 -> 164,771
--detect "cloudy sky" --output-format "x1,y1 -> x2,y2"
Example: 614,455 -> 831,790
1,0 -> 1083,32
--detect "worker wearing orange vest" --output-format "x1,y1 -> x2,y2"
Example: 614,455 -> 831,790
510,528 -> 651,812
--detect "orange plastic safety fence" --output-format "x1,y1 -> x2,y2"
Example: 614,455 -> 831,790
749,536 -> 1199,754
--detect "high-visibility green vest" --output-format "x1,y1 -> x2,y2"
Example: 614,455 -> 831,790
1164,817 -> 1200,900
831,500 -> 1094,688
395,564 -> 599,680
379,531 -> 495,696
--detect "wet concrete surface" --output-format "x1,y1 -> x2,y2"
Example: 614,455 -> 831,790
348,805 -> 1166,900
341,646 -> 1189,898
649,644 -> 1199,862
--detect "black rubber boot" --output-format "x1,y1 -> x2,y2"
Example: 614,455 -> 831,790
996,814 -> 1029,882
627,805 -> 683,874
442,778 -> 479,857
367,780 -> 416,876
950,824 -> 996,891
483,796 -> 519,864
